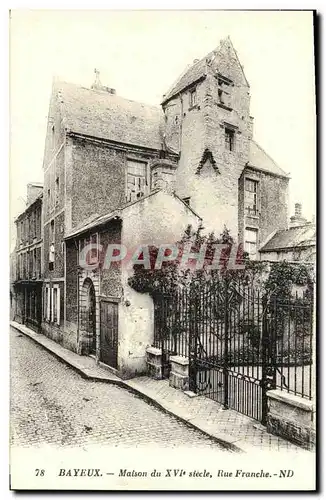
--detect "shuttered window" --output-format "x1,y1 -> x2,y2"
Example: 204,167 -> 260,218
126,160 -> 147,202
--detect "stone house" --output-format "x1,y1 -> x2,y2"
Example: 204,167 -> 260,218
32,37 -> 291,376
13,183 -> 43,331
259,203 -> 316,263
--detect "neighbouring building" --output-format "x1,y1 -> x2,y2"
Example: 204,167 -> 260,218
259,203 -> 316,263
13,183 -> 43,331
18,37 -> 291,376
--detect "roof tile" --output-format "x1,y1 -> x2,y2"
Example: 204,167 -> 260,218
56,81 -> 164,150
260,224 -> 316,252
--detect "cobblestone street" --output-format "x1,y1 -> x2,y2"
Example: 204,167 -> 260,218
10,328 -> 226,449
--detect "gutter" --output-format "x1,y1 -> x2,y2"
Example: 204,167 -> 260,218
246,163 -> 290,180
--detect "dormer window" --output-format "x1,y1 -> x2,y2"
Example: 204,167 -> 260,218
189,87 -> 197,108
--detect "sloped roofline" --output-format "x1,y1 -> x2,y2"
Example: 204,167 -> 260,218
225,36 -> 250,88
247,140 -> 290,179
65,189 -> 201,240
161,36 -> 249,105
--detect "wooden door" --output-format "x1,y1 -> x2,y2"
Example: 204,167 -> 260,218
100,301 -> 118,368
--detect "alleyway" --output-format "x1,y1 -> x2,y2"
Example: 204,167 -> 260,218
10,328 -> 226,449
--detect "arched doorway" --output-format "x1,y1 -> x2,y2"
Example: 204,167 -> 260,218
82,278 -> 97,355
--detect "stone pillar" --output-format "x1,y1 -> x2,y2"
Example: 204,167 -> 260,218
169,355 -> 189,391
266,389 -> 316,450
146,346 -> 163,379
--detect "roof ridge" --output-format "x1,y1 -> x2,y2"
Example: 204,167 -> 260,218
162,55 -> 208,104
56,79 -> 162,112
222,36 -> 250,88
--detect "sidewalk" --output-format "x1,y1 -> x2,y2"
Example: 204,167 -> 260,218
11,321 -> 306,453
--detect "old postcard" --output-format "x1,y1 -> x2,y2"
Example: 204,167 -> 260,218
9,9 -> 317,491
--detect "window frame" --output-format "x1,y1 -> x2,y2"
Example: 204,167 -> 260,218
55,176 -> 60,206
244,227 -> 258,259
89,233 -> 99,265
49,219 -> 55,270
244,178 -> 259,216
225,127 -> 235,152
189,87 -> 197,108
126,159 -> 148,202
217,74 -> 233,109
45,285 -> 51,321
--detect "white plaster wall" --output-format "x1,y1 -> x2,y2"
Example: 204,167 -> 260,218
118,190 -> 201,377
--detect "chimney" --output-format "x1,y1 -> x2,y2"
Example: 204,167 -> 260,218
151,160 -> 177,194
295,203 -> 302,218
290,202 -> 307,228
91,68 -> 116,94
26,183 -> 43,206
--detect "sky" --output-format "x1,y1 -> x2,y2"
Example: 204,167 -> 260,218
9,10 -> 316,237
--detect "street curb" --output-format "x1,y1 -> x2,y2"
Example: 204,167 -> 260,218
11,322 -> 243,453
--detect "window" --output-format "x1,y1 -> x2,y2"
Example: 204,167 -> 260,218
89,233 -> 99,264
36,208 -> 41,239
44,284 -> 60,324
189,88 -> 197,108
33,249 -> 36,277
126,160 -> 147,202
225,128 -> 235,151
32,210 -> 36,239
217,75 -> 232,109
244,228 -> 258,259
49,220 -> 55,270
52,285 -> 60,325
52,287 -> 58,323
183,197 -> 191,206
55,177 -> 60,206
245,178 -> 259,215
45,285 -> 51,321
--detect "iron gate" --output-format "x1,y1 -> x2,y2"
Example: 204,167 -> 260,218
153,280 -> 278,423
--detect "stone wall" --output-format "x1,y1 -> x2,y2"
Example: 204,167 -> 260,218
70,140 -> 126,231
119,190 -> 201,377
163,39 -> 252,238
266,389 -> 315,450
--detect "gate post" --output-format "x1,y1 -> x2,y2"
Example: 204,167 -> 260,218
261,294 -> 277,425
223,278 -> 229,410
188,286 -> 198,393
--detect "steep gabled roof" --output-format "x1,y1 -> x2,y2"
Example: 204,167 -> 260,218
162,57 -> 208,104
260,223 -> 316,252
248,140 -> 289,178
55,81 -> 164,150
162,37 -> 249,105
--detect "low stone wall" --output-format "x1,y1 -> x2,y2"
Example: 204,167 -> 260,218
266,389 -> 315,450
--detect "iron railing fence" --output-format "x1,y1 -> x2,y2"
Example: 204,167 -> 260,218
269,293 -> 314,400
153,280 -> 314,405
